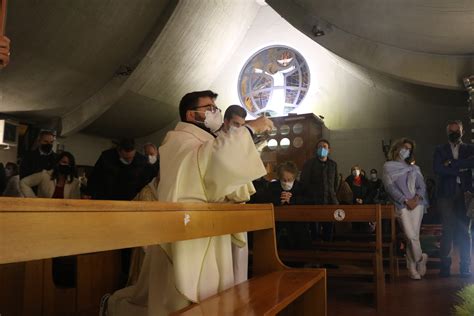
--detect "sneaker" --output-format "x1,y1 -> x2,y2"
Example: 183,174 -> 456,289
410,272 -> 421,280
416,253 -> 428,277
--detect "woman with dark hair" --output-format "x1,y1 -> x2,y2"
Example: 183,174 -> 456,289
383,138 -> 428,280
2,162 -> 22,197
20,151 -> 80,199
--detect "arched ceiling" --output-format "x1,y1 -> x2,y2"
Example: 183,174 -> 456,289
0,0 -> 261,138
267,0 -> 474,90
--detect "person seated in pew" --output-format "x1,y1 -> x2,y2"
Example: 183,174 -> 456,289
20,151 -> 80,199
383,138 -> 428,280
269,161 -> 311,250
102,90 -> 273,316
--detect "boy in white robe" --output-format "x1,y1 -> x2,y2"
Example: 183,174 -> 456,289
103,90 -> 273,316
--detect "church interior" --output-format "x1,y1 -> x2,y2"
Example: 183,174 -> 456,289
1,1 -> 474,315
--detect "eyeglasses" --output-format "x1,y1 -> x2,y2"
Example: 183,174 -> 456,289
193,104 -> 221,113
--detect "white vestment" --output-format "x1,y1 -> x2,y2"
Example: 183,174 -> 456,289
106,122 -> 266,316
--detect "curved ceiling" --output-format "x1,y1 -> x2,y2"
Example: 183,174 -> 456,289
267,0 -> 474,89
0,0 -> 261,138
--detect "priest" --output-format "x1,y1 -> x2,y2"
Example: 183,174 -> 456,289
102,90 -> 273,316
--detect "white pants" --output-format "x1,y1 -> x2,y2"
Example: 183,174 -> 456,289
397,205 -> 424,269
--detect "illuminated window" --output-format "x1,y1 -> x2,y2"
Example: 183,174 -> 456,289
238,46 -> 310,117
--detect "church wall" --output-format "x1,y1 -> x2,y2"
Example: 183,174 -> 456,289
58,133 -> 113,166
209,5 -> 467,180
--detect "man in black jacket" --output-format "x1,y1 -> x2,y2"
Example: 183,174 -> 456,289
301,139 -> 339,240
19,130 -> 58,179
87,138 -> 155,201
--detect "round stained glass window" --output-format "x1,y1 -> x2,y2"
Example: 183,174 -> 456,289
280,125 -> 290,136
293,123 -> 304,134
267,139 -> 278,150
238,46 -> 310,117
280,138 -> 290,149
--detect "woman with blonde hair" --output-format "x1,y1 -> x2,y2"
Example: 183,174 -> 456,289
383,138 -> 428,280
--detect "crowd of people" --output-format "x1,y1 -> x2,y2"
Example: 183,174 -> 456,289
0,88 -> 471,314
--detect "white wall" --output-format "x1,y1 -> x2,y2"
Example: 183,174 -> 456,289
209,5 -> 467,179
58,133 -> 113,166
0,146 -> 18,165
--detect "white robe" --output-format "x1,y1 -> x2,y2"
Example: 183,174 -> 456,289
106,122 -> 266,316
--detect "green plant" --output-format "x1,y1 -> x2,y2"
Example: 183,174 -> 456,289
454,284 -> 474,316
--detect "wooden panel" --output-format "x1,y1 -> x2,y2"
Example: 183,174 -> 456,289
42,259 -> 77,316
0,262 -> 25,316
275,205 -> 379,222
0,198 -> 274,264
172,270 -> 326,316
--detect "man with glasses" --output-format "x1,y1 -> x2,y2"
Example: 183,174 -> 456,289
103,90 -> 274,316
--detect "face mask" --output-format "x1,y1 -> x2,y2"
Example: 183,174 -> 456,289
399,148 -> 410,160
58,164 -> 71,174
120,158 -> 131,165
370,173 -> 378,180
281,181 -> 294,191
448,131 -> 461,143
229,126 -> 240,133
5,169 -> 13,177
203,110 -> 223,132
316,147 -> 329,158
148,155 -> 158,164
40,143 -> 53,154
352,170 -> 360,177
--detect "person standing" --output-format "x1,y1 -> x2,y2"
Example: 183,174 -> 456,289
383,138 -> 428,280
19,130 -> 58,179
434,120 -> 474,277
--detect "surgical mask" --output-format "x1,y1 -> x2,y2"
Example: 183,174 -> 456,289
229,126 -> 240,133
316,147 -> 329,158
352,170 -> 360,177
399,148 -> 410,160
194,110 -> 223,133
40,143 -> 53,154
448,131 -> 461,144
370,173 -> 378,180
120,158 -> 132,165
281,181 -> 294,191
148,155 -> 158,164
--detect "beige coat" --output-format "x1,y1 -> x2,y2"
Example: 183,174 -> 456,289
107,122 -> 266,316
20,170 -> 81,199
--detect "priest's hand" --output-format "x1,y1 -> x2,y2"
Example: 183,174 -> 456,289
0,36 -> 10,68
247,116 -> 274,134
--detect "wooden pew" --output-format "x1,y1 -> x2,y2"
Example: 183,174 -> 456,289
0,198 -> 327,316
274,204 -> 385,312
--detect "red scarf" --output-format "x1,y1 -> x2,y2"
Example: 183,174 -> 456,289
353,176 -> 362,186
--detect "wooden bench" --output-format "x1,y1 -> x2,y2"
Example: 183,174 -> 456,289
0,197 -> 327,316
274,204 -> 385,312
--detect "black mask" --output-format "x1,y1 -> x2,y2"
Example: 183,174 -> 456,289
448,132 -> 461,143
40,143 -> 53,153
58,164 -> 71,174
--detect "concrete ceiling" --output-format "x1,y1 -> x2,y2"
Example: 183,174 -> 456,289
0,0 -> 472,139
267,0 -> 474,90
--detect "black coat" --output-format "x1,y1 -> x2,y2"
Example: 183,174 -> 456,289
300,157 -> 338,205
87,148 -> 155,201
267,180 -> 304,206
19,149 -> 58,179
345,175 -> 369,204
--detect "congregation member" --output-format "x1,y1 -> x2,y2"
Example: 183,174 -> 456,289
221,104 -> 247,132
20,151 -> 80,199
434,120 -> 474,277
19,130 -> 58,179
301,139 -> 338,240
143,142 -> 160,174
102,90 -> 273,316
2,162 -> 21,197
86,138 -> 154,201
367,168 -> 386,204
383,138 -> 428,280
346,165 -> 369,205
268,161 -> 309,249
